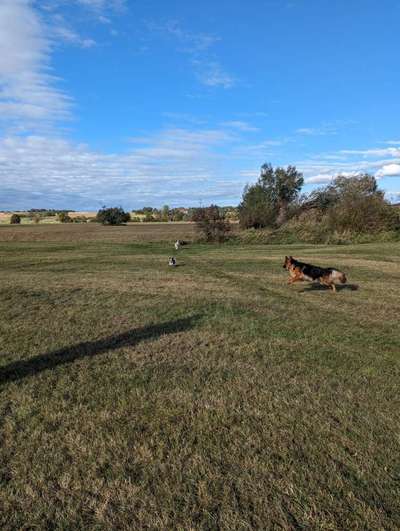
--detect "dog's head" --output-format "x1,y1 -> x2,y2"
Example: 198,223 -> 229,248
283,256 -> 294,270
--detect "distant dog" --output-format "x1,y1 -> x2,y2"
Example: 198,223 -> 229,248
168,256 -> 177,267
175,240 -> 188,250
283,256 -> 347,292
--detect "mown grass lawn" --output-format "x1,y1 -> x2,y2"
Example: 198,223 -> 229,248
0,225 -> 399,529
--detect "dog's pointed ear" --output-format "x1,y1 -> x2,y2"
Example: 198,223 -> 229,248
289,256 -> 293,260
285,256 -> 288,260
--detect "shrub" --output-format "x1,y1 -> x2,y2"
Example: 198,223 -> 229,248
171,210 -> 185,221
10,214 -> 21,225
58,212 -> 72,223
143,212 -> 155,222
327,194 -> 399,233
265,174 -> 400,244
96,207 -> 130,225
192,205 -> 231,242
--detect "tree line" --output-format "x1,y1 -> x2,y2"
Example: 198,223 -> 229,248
8,163 -> 399,243
237,163 -> 399,242
194,163 -> 399,242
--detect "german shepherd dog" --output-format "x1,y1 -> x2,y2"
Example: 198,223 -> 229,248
283,256 -> 347,292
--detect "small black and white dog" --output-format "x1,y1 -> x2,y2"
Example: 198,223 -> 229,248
168,256 -> 177,267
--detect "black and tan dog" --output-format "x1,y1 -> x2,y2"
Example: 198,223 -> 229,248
283,256 -> 347,292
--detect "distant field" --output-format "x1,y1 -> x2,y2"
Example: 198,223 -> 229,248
0,222 -> 200,243
0,224 -> 399,529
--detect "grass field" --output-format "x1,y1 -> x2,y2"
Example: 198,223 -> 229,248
1,224 -> 399,529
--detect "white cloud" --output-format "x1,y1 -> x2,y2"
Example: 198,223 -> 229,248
296,125 -> 337,136
0,0 -> 71,130
385,191 -> 400,204
296,128 -> 319,135
221,121 -> 259,132
162,112 -> 207,126
75,0 -> 126,11
299,145 -> 400,189
52,24 -> 96,48
76,0 -> 105,7
163,20 -> 220,53
376,164 -> 400,178
305,174 -> 334,184
98,15 -> 111,24
239,169 -> 259,179
383,140 -> 400,145
2,127 -> 400,209
341,147 -> 400,157
0,128 -> 246,209
193,60 -> 235,88
149,20 -> 235,89
231,138 -> 287,160
305,171 -> 360,185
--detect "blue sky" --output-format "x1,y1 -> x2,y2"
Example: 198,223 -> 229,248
1,0 -> 399,210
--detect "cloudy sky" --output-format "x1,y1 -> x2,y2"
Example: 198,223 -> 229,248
1,0 -> 399,210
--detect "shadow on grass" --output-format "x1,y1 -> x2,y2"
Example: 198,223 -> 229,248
300,283 -> 359,293
0,315 -> 199,386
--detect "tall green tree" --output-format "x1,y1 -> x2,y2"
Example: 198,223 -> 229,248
161,205 -> 170,222
239,163 -> 304,228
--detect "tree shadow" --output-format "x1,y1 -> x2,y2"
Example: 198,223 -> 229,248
0,315 -> 200,386
300,283 -> 359,293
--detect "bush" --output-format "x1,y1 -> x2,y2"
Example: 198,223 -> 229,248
96,207 -> 130,226
327,194 -> 399,233
58,212 -> 72,223
171,210 -> 185,221
192,205 -> 231,242
143,213 -> 155,222
238,173 -> 400,244
10,214 -> 21,225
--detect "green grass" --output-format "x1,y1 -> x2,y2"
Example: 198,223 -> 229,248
1,225 -> 399,529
